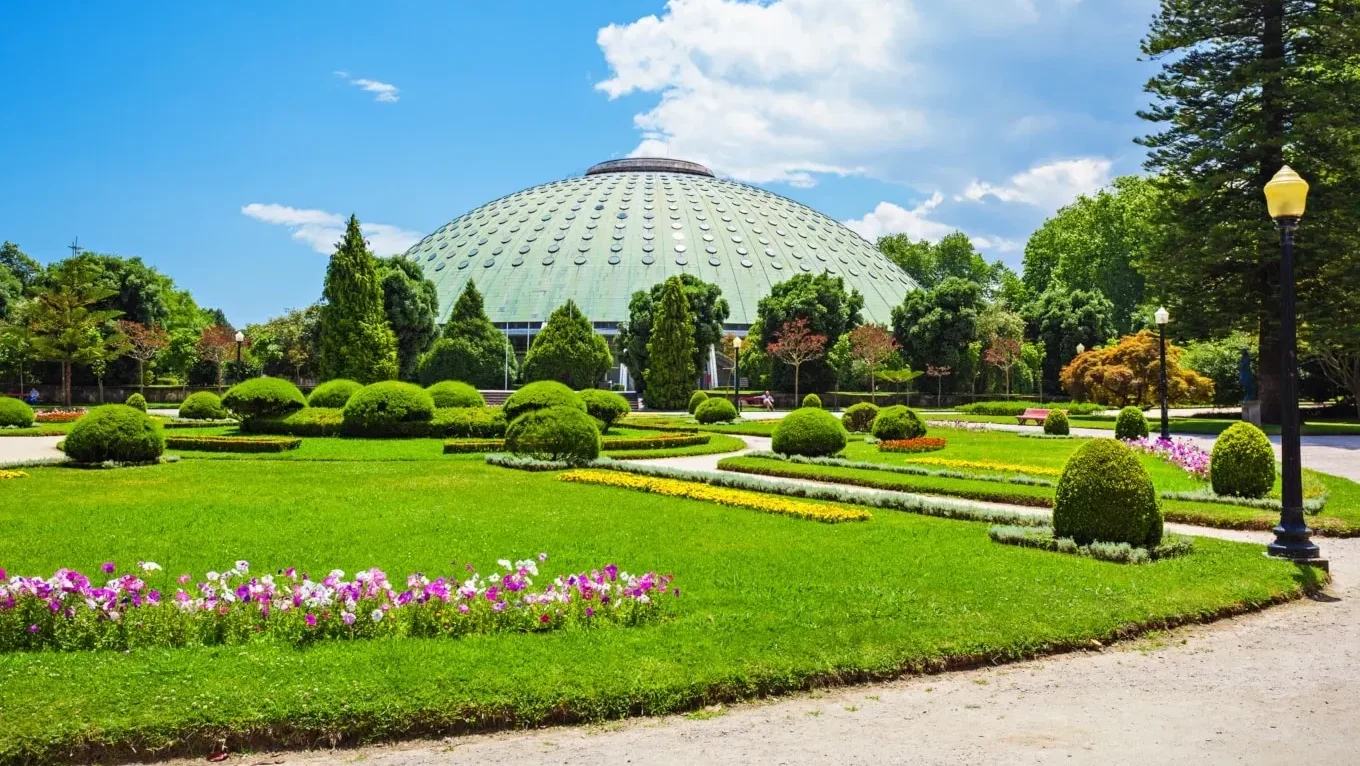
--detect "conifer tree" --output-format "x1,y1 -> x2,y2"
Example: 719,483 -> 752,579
522,300 -> 612,389
318,215 -> 399,382
416,280 -> 517,388
643,277 -> 698,409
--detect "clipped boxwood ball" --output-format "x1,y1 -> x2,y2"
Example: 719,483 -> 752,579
179,391 -> 226,420
1211,422 -> 1276,498
687,390 -> 709,414
308,379 -> 363,409
841,402 -> 879,433
694,397 -> 737,424
1114,406 -> 1149,440
64,404 -> 164,464
580,388 -> 630,432
223,377 -> 307,420
0,396 -> 34,428
505,406 -> 600,465
1054,438 -> 1162,547
1043,410 -> 1070,436
801,393 -> 822,409
872,405 -> 926,441
342,381 -> 435,431
426,380 -> 485,409
503,381 -> 585,422
125,393 -> 147,412
773,407 -> 847,457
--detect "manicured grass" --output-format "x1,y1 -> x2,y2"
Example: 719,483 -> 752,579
930,413 -> 1360,436
623,415 -> 782,437
607,433 -> 746,459
0,427 -> 65,437
0,456 -> 1319,763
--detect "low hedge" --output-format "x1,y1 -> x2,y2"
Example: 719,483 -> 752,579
165,435 -> 301,453
958,400 -> 1104,416
241,407 -> 344,437
0,396 -> 35,428
246,406 -> 506,439
444,432 -> 711,455
988,525 -> 1193,564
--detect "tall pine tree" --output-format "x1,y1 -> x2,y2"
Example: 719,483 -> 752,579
416,280 -> 517,388
318,215 -> 399,383
643,277 -> 698,409
522,300 -> 612,389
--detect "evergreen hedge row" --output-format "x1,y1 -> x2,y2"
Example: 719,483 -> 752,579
165,435 -> 301,453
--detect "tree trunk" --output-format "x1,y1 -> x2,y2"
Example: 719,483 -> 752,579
139,359 -> 146,396
793,364 -> 800,406
62,362 -> 71,407
1256,0 -> 1288,425
98,377 -> 104,403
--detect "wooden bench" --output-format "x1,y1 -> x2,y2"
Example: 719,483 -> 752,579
739,395 -> 767,408
1016,408 -> 1051,425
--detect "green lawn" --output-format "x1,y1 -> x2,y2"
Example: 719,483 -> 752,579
0,448 -> 1319,764
929,412 -> 1360,436
623,415 -> 782,437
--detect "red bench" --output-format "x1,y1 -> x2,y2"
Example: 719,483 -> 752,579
739,395 -> 767,408
1016,408 -> 1051,425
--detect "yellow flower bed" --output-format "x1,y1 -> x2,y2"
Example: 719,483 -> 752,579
558,470 -> 870,523
906,457 -> 1062,477
0,470 -> 28,479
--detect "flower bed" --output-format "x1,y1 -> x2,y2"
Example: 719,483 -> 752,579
1123,436 -> 1211,481
988,525 -> 1194,564
445,433 -> 711,455
35,410 -> 85,424
925,419 -> 992,432
0,470 -> 26,479
165,435 -> 302,453
558,469 -> 870,523
0,556 -> 674,653
907,457 -> 1063,477
877,437 -> 947,454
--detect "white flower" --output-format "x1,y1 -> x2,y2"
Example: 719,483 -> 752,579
328,569 -> 346,580
206,571 -> 220,582
371,609 -> 383,622
497,559 -> 512,569
139,561 -> 162,572
234,560 -> 249,574
489,573 -> 501,584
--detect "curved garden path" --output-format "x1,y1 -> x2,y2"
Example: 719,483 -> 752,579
0,436 -> 63,467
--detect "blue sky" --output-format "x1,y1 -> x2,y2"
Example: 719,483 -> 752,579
0,0 -> 1160,325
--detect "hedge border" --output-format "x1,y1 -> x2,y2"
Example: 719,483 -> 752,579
988,525 -> 1194,564
165,436 -> 302,453
445,433 -> 710,455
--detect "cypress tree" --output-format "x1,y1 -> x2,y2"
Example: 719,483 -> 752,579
318,215 -> 399,383
644,277 -> 697,409
522,300 -> 612,389
417,280 -> 517,387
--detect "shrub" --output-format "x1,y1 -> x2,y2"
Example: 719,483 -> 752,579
1043,410 -> 1070,436
801,393 -> 822,409
872,405 -> 926,441
958,400 -> 1105,416
222,377 -> 307,420
521,300 -> 613,388
308,379 -> 363,408
580,388 -> 630,432
433,406 -> 507,438
771,407 -> 847,457
1210,422 -> 1276,498
694,397 -> 738,424
125,393 -> 147,412
688,390 -> 709,414
178,392 -> 227,420
1114,406 -> 1149,440
153,376 -> 179,386
165,435 -> 300,453
503,381 -> 584,421
1053,438 -> 1162,547
426,380 -> 485,409
504,406 -> 600,465
341,381 -> 436,434
63,405 -> 164,464
841,402 -> 879,433
241,407 -> 344,437
0,396 -> 35,428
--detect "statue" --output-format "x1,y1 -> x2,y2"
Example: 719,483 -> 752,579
1238,347 -> 1256,402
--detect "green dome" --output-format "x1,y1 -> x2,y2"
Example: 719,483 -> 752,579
403,159 -> 919,326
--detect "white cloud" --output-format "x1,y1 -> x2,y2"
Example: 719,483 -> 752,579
958,157 -> 1112,210
333,71 -> 400,103
844,193 -> 1020,253
242,203 -> 421,256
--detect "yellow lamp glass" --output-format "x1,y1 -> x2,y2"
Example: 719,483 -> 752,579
1264,165 -> 1309,220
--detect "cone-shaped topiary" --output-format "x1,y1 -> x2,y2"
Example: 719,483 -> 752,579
222,377 -> 307,420
772,407 -> 847,457
64,404 -> 164,464
0,396 -> 34,428
125,393 -> 147,412
1210,422 -> 1276,498
522,300 -> 612,389
309,379 -> 363,409
872,405 -> 926,441
1114,406 -> 1149,440
503,381 -> 585,422
643,277 -> 698,410
342,381 -> 435,433
694,397 -> 737,424
179,391 -> 227,420
1054,438 -> 1162,547
1043,410 -> 1070,435
841,402 -> 879,433
505,406 -> 601,465
580,388 -> 630,432
426,380 -> 485,409
317,214 -> 399,383
802,393 -> 822,409
417,281 -> 518,388
688,390 -> 709,414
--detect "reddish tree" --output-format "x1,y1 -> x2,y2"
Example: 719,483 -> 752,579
983,336 -> 1024,396
118,320 -> 168,394
198,326 -> 237,389
848,323 -> 899,400
767,317 -> 827,404
926,364 -> 952,403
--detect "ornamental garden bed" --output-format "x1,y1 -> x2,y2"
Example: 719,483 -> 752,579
164,435 -> 302,453
445,433 -> 712,454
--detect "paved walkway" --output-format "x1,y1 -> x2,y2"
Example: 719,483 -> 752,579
0,436 -> 64,467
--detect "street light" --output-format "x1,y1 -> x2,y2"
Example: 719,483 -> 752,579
732,336 -> 742,413
1076,343 -> 1085,355
1263,164 -> 1319,562
1155,306 -> 1170,440
234,330 -> 244,365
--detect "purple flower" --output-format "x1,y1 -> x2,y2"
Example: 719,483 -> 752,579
341,612 -> 356,625
28,624 -> 38,634
492,601 -> 506,612
305,614 -> 317,627
584,607 -> 595,617
100,562 -> 115,574
0,567 -> 7,581
539,613 -> 551,624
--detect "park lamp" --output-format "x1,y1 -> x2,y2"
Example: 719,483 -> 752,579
1075,343 -> 1085,355
1155,307 -> 1169,326
732,336 -> 741,351
1264,165 -> 1309,222
234,330 -> 245,343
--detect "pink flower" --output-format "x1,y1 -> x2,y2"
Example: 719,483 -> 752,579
100,562 -> 115,574
305,614 -> 317,627
341,612 -> 356,625
177,574 -> 191,585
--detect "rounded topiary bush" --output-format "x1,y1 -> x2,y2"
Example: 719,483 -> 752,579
222,377 -> 307,420
1114,406 -> 1149,440
505,406 -> 600,465
64,404 -> 164,464
801,393 -> 822,409
580,388 -> 630,432
841,402 -> 879,433
694,397 -> 737,424
0,396 -> 34,428
1211,422 -> 1276,498
687,390 -> 709,414
426,380 -> 485,409
1043,410 -> 1070,436
178,391 -> 226,420
872,405 -> 926,441
772,407 -> 847,457
125,393 -> 147,412
503,381 -> 585,422
1053,438 -> 1162,547
342,381 -> 436,431
308,379 -> 363,409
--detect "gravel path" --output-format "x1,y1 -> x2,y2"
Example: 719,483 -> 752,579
0,436 -> 64,467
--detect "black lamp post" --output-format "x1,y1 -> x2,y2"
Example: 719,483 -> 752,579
732,336 -> 742,414
1263,165 -> 1320,562
1155,306 -> 1170,440
234,330 -> 244,365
